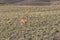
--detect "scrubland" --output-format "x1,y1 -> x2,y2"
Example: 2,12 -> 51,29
0,5 -> 60,40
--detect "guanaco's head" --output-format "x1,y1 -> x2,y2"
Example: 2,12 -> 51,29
20,16 -> 28,24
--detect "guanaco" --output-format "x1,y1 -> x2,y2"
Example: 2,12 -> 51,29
20,17 -> 27,24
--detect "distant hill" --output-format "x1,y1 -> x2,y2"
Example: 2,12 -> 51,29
0,0 -> 60,5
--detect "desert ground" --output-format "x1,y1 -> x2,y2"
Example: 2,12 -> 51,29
0,5 -> 60,40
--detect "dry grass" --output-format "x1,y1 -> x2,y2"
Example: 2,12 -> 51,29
0,5 -> 60,40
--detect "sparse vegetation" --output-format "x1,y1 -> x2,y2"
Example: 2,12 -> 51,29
0,5 -> 60,40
